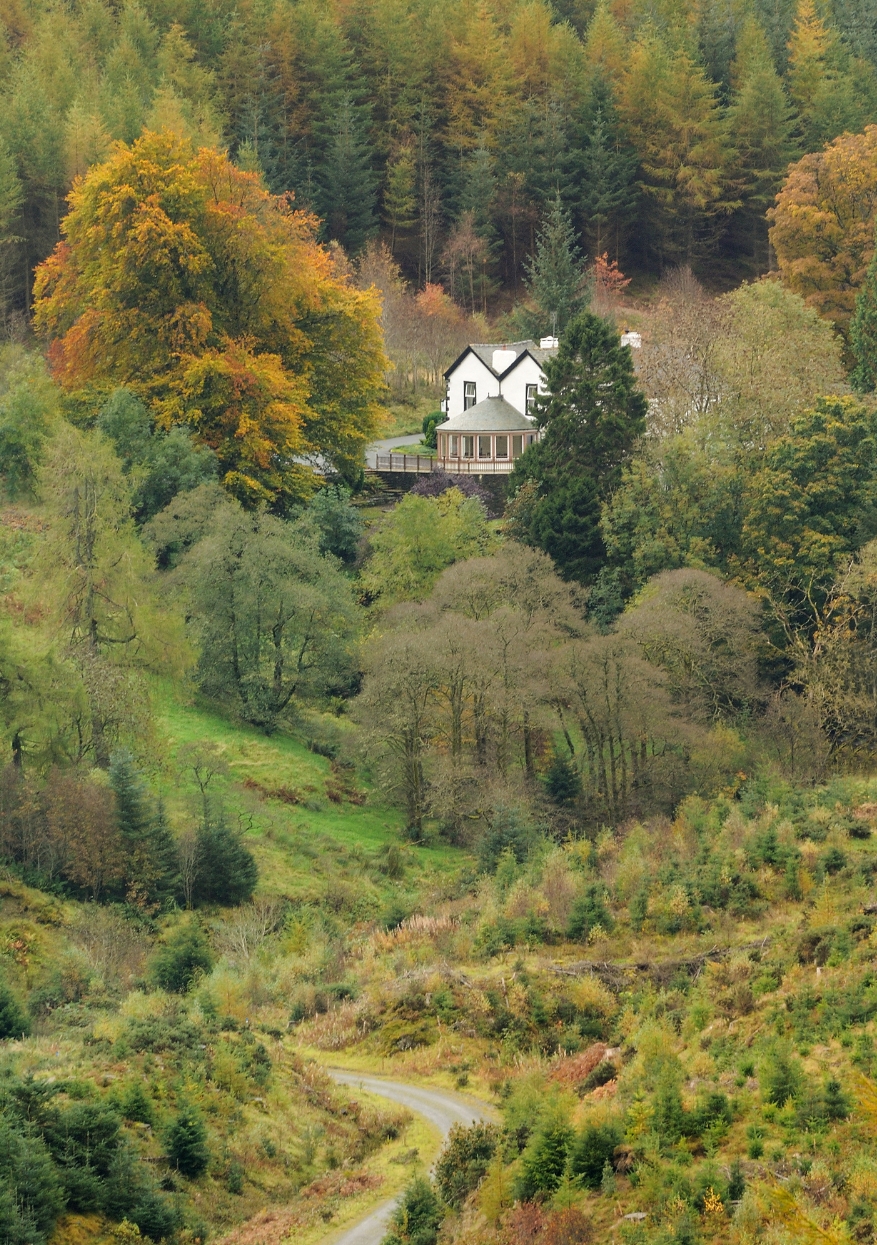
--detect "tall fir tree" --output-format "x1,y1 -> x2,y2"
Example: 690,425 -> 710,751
786,0 -> 872,151
578,102 -> 638,260
383,141 -> 417,254
851,243 -> 877,393
523,192 -> 588,337
109,750 -> 178,904
725,17 -> 799,271
0,136 -> 22,329
509,311 -> 647,582
319,92 -> 378,254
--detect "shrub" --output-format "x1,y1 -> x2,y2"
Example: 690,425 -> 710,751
761,1049 -> 804,1106
434,1123 -> 498,1208
149,921 -> 214,994
567,886 -> 613,942
567,1122 -> 622,1189
164,1105 -> 209,1177
382,1176 -> 444,1245
0,979 -> 30,1039
514,1115 -> 574,1201
0,1113 -> 65,1245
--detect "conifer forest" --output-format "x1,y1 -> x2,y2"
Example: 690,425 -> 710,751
5,2 -> 877,1245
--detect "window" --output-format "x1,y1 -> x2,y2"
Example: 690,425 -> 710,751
464,381 -> 476,410
526,433 -> 536,446
525,383 -> 538,415
449,435 -> 458,457
478,435 -> 491,458
462,436 -> 474,458
495,435 -> 508,458
512,435 -> 523,458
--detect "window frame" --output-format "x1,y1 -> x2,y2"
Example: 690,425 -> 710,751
463,381 -> 477,410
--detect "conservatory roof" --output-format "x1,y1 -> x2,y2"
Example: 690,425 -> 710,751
436,396 -> 536,433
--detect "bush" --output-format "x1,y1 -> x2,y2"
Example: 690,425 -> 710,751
191,816 -> 258,906
0,979 -> 30,1039
164,1105 -> 209,1177
514,1115 -> 574,1201
382,1176 -> 444,1245
567,886 -> 613,941
761,1049 -> 804,1106
567,1122 -> 621,1189
149,922 -> 214,994
0,1113 -> 65,1245
434,1123 -> 498,1208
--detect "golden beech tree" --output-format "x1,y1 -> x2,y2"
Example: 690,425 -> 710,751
33,130 -> 387,509
769,125 -> 877,340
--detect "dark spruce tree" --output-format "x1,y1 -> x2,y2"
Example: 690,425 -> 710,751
108,751 -> 178,903
164,1104 -> 209,1178
192,807 -> 258,906
318,92 -> 377,255
578,106 -> 639,260
522,192 -> 588,337
509,312 -> 647,583
852,242 -> 877,393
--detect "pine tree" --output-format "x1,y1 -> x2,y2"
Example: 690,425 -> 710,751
725,17 -> 799,271
0,137 -> 22,331
192,808 -> 258,906
383,142 -> 417,254
786,0 -> 869,150
523,192 -> 587,337
0,977 -> 29,1039
852,244 -> 877,393
109,751 -> 177,903
579,104 -> 638,260
164,1105 -> 209,1177
544,750 -> 581,805
509,312 -> 647,582
319,92 -> 378,254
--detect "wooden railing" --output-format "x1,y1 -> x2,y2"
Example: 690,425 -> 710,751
370,454 -> 517,475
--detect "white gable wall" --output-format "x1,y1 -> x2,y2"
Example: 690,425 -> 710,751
500,356 -> 545,418
446,351 -> 549,420
446,354 -> 500,419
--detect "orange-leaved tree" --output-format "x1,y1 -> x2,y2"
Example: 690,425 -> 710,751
33,130 -> 387,509
769,125 -> 877,341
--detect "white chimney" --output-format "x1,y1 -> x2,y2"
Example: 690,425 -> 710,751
539,336 -> 559,349
492,347 -> 517,372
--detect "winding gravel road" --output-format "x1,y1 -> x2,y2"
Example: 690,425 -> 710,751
324,1070 -> 493,1245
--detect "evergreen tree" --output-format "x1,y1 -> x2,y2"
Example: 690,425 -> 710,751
0,1115 -> 64,1245
725,17 -> 799,272
383,1176 -> 444,1245
579,104 -> 638,260
544,749 -> 581,805
0,978 -> 30,1039
514,1116 -> 573,1201
192,809 -> 258,907
786,0 -> 872,151
523,192 -> 587,337
852,243 -> 877,393
164,1104 -> 209,1177
109,751 -> 178,903
509,312 -> 647,582
150,920 -> 214,993
319,92 -> 377,254
0,137 -> 22,330
383,142 -> 417,255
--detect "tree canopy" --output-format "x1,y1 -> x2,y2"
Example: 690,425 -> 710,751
33,130 -> 387,509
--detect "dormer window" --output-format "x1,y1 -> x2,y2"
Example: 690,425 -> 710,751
464,381 -> 476,410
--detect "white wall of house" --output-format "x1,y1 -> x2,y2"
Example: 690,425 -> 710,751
446,354 -> 500,419
499,357 -> 545,418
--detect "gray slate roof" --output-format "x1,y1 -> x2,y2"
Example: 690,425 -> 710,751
437,395 -> 536,433
467,341 -> 535,374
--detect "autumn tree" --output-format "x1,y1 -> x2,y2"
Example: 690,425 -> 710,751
33,130 -> 386,508
769,125 -> 877,339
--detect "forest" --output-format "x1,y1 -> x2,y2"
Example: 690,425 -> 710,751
4,0 -> 877,1244
1,0 -> 877,325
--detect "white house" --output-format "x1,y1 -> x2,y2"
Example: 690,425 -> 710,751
442,337 -> 559,421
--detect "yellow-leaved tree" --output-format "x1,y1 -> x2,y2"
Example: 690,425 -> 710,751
33,129 -> 387,510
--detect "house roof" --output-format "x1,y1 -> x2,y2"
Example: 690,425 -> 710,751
437,396 -> 536,433
444,340 -> 557,380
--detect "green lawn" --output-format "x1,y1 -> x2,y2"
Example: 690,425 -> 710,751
149,677 -> 466,905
